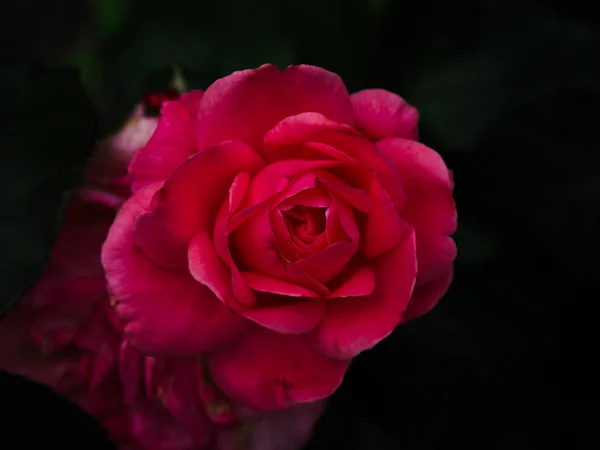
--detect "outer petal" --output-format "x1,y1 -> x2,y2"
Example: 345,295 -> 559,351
196,64 -> 354,152
101,184 -> 250,356
402,268 -> 454,322
129,91 -> 204,192
377,138 -> 457,284
209,328 -> 349,410
132,140 -> 264,269
351,89 -> 419,140
303,225 -> 417,360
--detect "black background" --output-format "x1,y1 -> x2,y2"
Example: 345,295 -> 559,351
1,0 -> 582,448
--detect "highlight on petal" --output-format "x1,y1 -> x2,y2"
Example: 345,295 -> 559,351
351,89 -> 419,140
101,184 -> 251,356
303,224 -> 417,360
196,64 -> 354,151
209,328 -> 349,410
129,91 -> 204,192
211,199 -> 258,309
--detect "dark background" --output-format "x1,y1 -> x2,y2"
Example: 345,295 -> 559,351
1,0 -> 583,447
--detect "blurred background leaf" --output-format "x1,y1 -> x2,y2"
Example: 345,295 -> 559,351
0,64 -> 96,317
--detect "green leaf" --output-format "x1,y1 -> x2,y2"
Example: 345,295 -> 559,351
0,64 -> 96,317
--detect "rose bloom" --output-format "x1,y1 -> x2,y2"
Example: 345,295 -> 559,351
0,104 -> 325,450
102,64 -> 457,411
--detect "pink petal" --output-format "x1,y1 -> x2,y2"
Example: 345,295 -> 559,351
129,91 -> 204,192
196,360 -> 238,425
156,359 -> 209,431
242,272 -> 320,298
240,159 -> 340,212
303,225 -> 417,360
328,265 -> 376,298
119,340 -> 143,405
233,206 -> 330,296
377,138 -> 457,283
317,177 -> 371,213
27,276 -> 107,352
229,172 -> 251,214
86,104 -> 158,184
325,207 -> 349,244
131,140 -> 264,270
236,297 -> 326,335
351,89 -> 419,140
402,268 -> 454,322
360,175 -> 406,258
101,184 -> 251,356
213,200 -> 257,308
0,307 -> 78,388
294,241 -> 357,285
196,64 -> 354,152
270,210 -> 305,261
289,191 -> 359,284
188,232 -> 234,304
264,112 -> 406,213
209,328 -> 349,410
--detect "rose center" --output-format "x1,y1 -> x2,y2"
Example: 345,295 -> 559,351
282,205 -> 327,245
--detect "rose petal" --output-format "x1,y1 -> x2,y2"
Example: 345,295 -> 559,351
317,177 -> 371,213
241,159 -> 340,212
402,268 -> 454,322
132,140 -> 264,270
129,91 -> 204,192
328,265 -> 376,298
377,138 -> 457,283
242,272 -> 319,298
264,112 -> 406,213
157,359 -> 209,430
233,204 -> 330,296
236,290 -> 326,335
213,200 -> 257,308
119,340 -> 143,405
360,175 -> 406,258
289,192 -> 360,284
196,64 -> 354,152
229,172 -> 251,214
351,89 -> 419,140
325,207 -> 349,244
209,328 -> 349,410
188,232 -> 236,304
102,184 -> 251,356
293,241 -> 357,285
197,359 -> 238,424
303,224 -> 417,360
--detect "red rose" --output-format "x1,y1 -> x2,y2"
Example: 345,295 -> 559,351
102,64 -> 457,411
